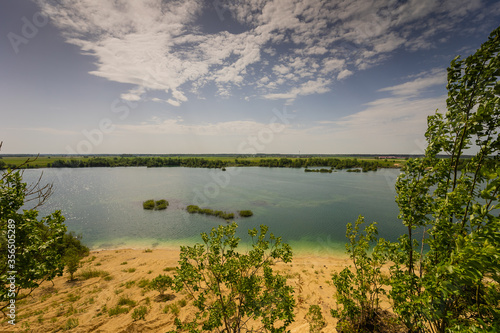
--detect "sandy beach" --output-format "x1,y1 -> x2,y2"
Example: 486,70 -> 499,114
4,248 -> 353,332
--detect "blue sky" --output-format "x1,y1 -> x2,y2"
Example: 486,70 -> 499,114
1,0 -> 499,154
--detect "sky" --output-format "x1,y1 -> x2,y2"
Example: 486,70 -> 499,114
1,0 -> 499,155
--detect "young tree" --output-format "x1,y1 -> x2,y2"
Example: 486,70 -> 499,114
388,26 -> 500,332
150,274 -> 173,296
0,166 -> 67,313
331,216 -> 390,332
64,248 -> 80,281
170,222 -> 295,333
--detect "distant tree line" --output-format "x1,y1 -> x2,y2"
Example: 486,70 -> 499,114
46,156 -> 388,171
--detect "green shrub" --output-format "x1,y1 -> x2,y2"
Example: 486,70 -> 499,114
78,269 -> 110,280
171,222 -> 295,332
239,210 -> 253,217
64,249 -> 81,281
150,274 -> 173,295
138,278 -> 150,289
186,205 -> 200,213
143,199 -> 155,210
163,303 -> 180,316
163,267 -> 176,272
63,318 -> 78,330
117,295 -> 136,307
154,199 -> 169,210
108,305 -> 129,316
131,306 -> 148,321
124,280 -> 135,289
306,305 -> 326,333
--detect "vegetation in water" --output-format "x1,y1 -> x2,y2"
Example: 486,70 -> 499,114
239,210 -> 253,217
304,168 -> 333,173
143,199 -> 169,210
185,204 -> 236,220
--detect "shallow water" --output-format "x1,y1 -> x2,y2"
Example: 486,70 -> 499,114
20,167 -> 404,255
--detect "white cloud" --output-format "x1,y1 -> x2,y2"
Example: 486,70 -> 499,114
166,99 -> 181,107
337,69 -> 353,80
37,0 -> 491,106
378,69 -> 447,96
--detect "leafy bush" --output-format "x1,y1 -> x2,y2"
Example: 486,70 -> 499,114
186,204 -> 235,220
331,216 -> 388,332
149,274 -> 173,296
64,249 -> 81,281
108,305 -> 129,316
137,278 -> 150,289
170,222 -> 295,332
239,210 -> 253,217
186,205 -> 200,213
154,199 -> 168,210
143,199 -> 155,210
306,305 -> 326,333
131,306 -> 148,321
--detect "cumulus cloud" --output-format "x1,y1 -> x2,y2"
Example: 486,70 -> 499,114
36,0 -> 490,105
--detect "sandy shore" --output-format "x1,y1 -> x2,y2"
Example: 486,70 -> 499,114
4,248 -> 352,332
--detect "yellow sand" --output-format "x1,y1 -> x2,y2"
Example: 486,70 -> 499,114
4,248 -> 354,332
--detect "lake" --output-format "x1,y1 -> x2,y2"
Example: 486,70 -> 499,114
21,167 -> 404,256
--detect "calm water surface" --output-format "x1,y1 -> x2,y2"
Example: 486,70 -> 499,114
21,167 -> 404,255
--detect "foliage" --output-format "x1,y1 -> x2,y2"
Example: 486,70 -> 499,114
304,168 -> 333,173
63,318 -> 79,330
239,210 -> 253,217
305,305 -> 326,333
108,305 -> 130,316
186,204 -> 236,220
155,199 -> 169,210
382,26 -> 500,333
170,222 -> 295,333
59,231 -> 89,258
19,155 -> 393,170
64,249 -> 81,281
143,199 -> 155,210
117,295 -> 137,307
131,305 -> 148,321
331,216 -> 387,332
149,274 -> 173,296
0,168 -> 67,313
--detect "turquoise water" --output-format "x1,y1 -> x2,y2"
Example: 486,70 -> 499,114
20,167 -> 404,255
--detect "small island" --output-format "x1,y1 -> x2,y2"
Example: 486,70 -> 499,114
143,199 -> 169,210
239,210 -> 253,217
186,205 -> 234,220
304,168 -> 333,173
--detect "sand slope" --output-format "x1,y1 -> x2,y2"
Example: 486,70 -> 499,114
3,249 -> 352,332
